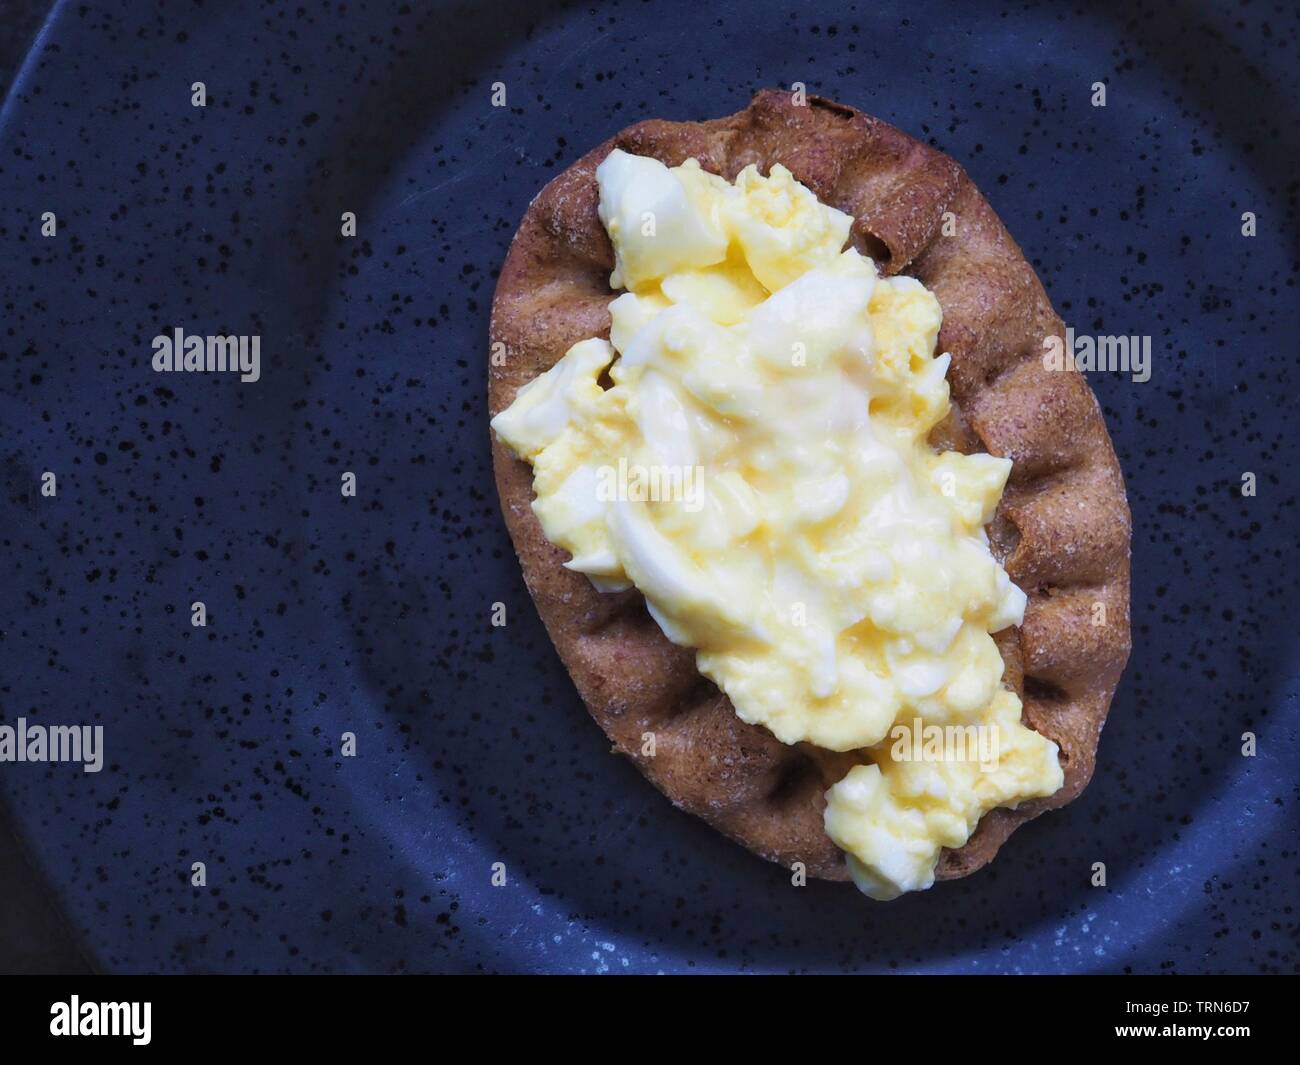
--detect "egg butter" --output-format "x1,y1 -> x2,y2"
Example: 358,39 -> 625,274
492,149 -> 1063,899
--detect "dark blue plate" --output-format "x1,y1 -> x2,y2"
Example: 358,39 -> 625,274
1,0 -> 1295,973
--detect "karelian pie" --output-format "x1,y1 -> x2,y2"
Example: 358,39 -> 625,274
488,90 -> 1130,889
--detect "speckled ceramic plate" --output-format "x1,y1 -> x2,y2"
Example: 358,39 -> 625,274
0,0 -> 1295,974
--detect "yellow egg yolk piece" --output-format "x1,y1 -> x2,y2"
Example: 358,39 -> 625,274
491,150 -> 1064,898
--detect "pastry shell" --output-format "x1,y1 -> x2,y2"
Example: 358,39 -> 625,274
488,90 -> 1132,884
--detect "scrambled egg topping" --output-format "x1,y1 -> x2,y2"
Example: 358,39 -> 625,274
492,150 -> 1063,898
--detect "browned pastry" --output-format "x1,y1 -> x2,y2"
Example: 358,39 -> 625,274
488,90 -> 1131,884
